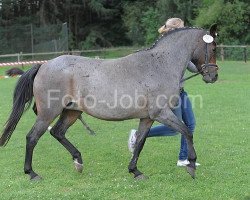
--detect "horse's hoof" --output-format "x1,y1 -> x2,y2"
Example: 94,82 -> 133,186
74,160 -> 83,173
134,174 -> 149,180
30,175 -> 42,181
186,166 -> 196,179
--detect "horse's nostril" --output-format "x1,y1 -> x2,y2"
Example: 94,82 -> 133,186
213,74 -> 218,82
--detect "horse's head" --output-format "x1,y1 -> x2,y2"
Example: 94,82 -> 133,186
192,24 -> 219,83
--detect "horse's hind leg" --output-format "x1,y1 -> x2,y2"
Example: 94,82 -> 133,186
154,108 -> 197,178
24,117 -> 52,180
128,118 -> 154,179
49,109 -> 84,173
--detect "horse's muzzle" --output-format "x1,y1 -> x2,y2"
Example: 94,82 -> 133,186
201,63 -> 219,83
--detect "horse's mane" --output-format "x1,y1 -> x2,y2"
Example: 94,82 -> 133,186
136,27 -> 204,52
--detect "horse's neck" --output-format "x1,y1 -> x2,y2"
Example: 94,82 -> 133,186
150,30 -> 201,78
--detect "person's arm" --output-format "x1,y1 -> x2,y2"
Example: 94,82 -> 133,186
187,61 -> 198,73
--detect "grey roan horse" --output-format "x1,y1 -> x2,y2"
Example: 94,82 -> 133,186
0,25 -> 219,180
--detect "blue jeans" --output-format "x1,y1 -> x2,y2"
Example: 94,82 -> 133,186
147,90 -> 196,160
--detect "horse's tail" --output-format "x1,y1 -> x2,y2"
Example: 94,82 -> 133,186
0,64 -> 42,146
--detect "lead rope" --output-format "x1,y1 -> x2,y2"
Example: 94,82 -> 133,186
181,72 -> 200,83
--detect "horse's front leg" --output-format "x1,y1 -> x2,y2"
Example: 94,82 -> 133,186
154,108 -> 197,178
128,118 -> 154,180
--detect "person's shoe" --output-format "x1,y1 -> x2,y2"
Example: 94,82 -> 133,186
177,159 -> 201,167
128,129 -> 137,153
47,126 -> 52,131
177,159 -> 190,166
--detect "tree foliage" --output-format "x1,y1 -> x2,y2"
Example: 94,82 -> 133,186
0,0 -> 249,53
195,0 -> 249,44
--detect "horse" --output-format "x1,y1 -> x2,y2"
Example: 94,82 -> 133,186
0,25 -> 219,180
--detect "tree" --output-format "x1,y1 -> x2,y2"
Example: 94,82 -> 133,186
194,0 -> 250,44
0,0 -> 249,54
156,0 -> 201,25
141,7 -> 160,45
122,1 -> 148,45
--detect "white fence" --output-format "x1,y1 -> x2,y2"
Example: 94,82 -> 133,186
217,45 -> 249,62
0,45 -> 249,67
0,47 -> 139,67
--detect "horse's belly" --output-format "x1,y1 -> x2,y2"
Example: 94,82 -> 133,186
78,100 -> 149,121
73,84 -> 150,120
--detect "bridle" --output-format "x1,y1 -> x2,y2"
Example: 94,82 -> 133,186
200,41 -> 218,75
182,34 -> 218,83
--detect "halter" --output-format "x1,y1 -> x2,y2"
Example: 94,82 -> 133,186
182,33 -> 218,83
200,35 -> 218,75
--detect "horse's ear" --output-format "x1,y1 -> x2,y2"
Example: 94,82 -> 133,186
210,23 -> 217,38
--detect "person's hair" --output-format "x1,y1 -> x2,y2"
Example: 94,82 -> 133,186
158,18 -> 184,34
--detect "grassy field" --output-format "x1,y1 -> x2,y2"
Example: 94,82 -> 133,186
0,61 -> 249,200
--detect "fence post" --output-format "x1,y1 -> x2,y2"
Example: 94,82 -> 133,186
53,40 -> 58,52
30,23 -> 34,59
243,47 -> 247,63
18,52 -> 23,62
220,44 -> 224,61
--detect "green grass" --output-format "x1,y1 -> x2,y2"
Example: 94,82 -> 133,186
0,61 -> 249,200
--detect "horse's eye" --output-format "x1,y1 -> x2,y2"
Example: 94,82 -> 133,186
212,48 -> 216,52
